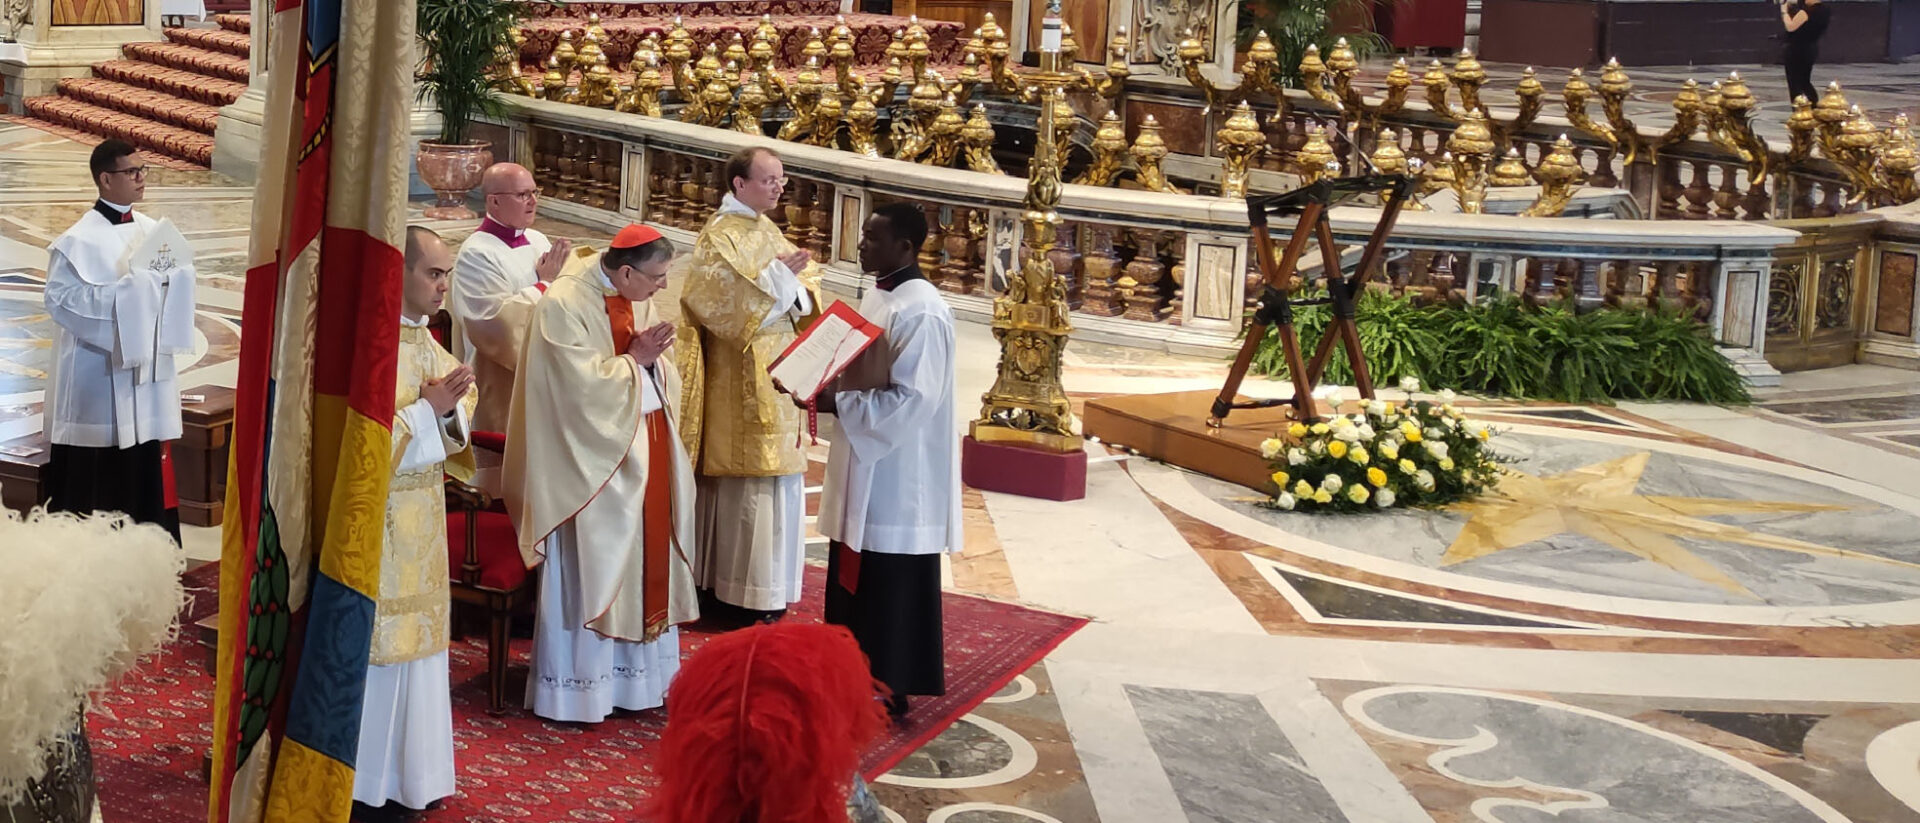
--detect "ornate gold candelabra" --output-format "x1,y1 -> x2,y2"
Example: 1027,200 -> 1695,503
1217,101 -> 1265,197
847,83 -> 882,157
1180,29 -> 1280,114
972,15 -> 1082,453
1075,111 -> 1127,186
1521,135 -> 1588,217
1445,110 -> 1496,213
962,104 -> 1003,174
1130,115 -> 1179,194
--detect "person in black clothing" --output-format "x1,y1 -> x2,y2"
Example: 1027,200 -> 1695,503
1781,0 -> 1831,106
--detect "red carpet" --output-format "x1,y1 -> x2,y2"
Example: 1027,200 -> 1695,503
93,563 -> 1084,821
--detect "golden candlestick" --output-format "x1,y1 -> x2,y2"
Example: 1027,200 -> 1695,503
973,84 -> 1077,452
1522,135 -> 1588,217
1217,101 -> 1265,197
962,104 -> 1003,175
1075,111 -> 1127,186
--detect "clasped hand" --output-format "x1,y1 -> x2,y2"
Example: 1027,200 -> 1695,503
535,239 -> 575,283
777,248 -> 812,275
627,320 -> 675,366
772,377 -> 835,414
420,365 -> 475,417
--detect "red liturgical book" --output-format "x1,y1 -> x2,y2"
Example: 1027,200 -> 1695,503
768,300 -> 884,403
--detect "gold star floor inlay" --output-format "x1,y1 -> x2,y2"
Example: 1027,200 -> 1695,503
1443,452 -> 1920,598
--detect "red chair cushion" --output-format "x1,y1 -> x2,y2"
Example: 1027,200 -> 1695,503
472,430 -> 507,454
447,509 -> 530,591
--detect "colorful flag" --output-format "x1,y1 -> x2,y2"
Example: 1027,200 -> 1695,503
207,0 -> 415,820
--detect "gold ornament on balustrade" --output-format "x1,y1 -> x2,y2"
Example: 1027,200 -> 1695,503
962,104 -> 1003,175
1522,135 -> 1589,218
1217,101 -> 1265,198
1076,111 -> 1128,187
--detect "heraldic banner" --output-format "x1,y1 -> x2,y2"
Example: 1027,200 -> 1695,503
207,0 -> 415,820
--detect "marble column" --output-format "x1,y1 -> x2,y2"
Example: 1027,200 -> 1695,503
210,0 -> 271,180
1,0 -> 165,111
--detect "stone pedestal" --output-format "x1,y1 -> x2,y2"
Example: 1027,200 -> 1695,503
961,435 -> 1088,501
0,0 -> 165,112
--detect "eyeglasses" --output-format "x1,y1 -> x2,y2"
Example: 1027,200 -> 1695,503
105,166 -> 148,178
759,176 -> 790,188
493,189 -> 539,202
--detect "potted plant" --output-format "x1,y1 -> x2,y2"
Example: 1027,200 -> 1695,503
415,0 -> 533,219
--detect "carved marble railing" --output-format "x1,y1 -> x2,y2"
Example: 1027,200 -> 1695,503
488,96 -> 1799,371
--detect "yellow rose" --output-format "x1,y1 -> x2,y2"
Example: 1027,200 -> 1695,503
1311,423 -> 1330,435
1367,467 -> 1388,487
1398,458 -> 1417,474
1400,421 -> 1423,442
1327,441 -> 1349,459
1379,441 -> 1399,461
1384,402 -> 1397,415
1289,422 -> 1308,438
1478,427 -> 1491,441
1350,447 -> 1369,465
1439,457 -> 1456,471
1270,470 -> 1290,488
1347,485 -> 1370,504
1312,490 -> 1333,504
1295,479 -> 1315,498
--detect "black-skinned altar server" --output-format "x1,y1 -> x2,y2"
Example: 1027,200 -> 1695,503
504,224 -> 699,723
41,138 -> 194,542
804,202 -> 962,720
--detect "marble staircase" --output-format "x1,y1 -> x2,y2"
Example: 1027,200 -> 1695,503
18,15 -> 251,167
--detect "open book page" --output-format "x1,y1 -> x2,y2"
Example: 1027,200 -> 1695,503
769,308 -> 881,401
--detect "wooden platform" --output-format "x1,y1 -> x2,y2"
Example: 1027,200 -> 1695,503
1082,390 -> 1306,494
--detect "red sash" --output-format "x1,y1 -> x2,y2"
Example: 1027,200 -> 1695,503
606,294 -> 674,636
606,294 -> 635,355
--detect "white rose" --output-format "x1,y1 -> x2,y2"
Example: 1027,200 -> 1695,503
1275,492 -> 1296,510
1321,474 -> 1344,492
1425,441 -> 1450,460
1357,424 -> 1376,441
1309,440 -> 1326,455
1334,427 -> 1361,443
1399,376 -> 1421,393
1287,448 -> 1308,465
1260,438 -> 1284,459
1365,399 -> 1388,417
1375,488 -> 1396,508
1415,469 -> 1436,490
1425,427 -> 1447,442
1438,389 -> 1457,404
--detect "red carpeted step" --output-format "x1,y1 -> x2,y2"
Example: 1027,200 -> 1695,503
21,96 -> 212,165
525,1 -> 840,18
164,26 -> 250,59
215,13 -> 249,34
56,77 -> 221,134
120,41 -> 250,84
94,59 -> 246,107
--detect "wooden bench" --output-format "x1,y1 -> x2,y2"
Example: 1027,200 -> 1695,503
0,385 -> 235,523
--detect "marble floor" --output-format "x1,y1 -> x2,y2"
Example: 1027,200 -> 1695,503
5,123 -> 1920,823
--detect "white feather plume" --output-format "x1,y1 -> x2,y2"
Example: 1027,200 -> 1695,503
0,508 -> 185,804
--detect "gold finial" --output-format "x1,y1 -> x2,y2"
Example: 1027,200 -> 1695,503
1489,148 -> 1531,187
1131,114 -> 1175,193
1217,101 -> 1265,198
1370,129 -> 1408,175
1295,127 -> 1337,182
1815,81 -> 1851,126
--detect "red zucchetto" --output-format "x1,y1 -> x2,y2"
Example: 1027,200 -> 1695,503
610,223 -> 663,249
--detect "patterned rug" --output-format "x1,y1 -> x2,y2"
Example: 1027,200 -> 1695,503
93,562 -> 1085,821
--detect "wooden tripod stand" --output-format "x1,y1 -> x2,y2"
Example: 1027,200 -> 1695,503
1208,175 -> 1417,427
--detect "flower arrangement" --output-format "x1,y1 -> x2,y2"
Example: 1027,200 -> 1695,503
1259,381 -> 1504,513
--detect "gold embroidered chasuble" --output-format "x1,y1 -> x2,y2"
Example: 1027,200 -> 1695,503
679,210 -> 823,477
372,325 -> 477,666
503,265 -> 699,642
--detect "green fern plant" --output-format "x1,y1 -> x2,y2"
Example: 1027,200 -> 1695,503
1243,292 -> 1751,405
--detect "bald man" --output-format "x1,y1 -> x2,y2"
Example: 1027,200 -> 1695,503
450,162 -> 573,433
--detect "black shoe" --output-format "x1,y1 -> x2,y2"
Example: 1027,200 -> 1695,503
886,694 -> 910,719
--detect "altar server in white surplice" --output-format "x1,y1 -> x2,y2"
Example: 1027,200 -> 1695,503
353,226 -> 476,812
505,224 -> 698,724
449,162 -> 572,432
808,203 -> 962,721
41,139 -> 195,543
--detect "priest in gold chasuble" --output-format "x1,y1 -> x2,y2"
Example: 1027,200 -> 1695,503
680,146 -> 822,620
505,224 -> 698,724
354,227 -> 476,811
